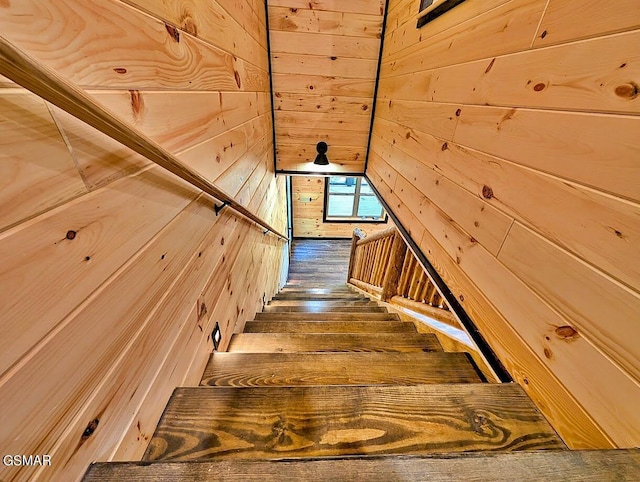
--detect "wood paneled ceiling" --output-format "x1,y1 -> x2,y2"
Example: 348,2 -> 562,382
268,0 -> 386,174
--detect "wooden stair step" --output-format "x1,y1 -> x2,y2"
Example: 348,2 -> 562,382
143,384 -> 564,461
255,312 -> 399,321
243,321 -> 417,333
83,449 -> 640,481
267,299 -> 376,307
263,305 -> 387,313
272,293 -> 366,300
280,287 -> 354,293
285,282 -> 351,288
287,279 -> 348,282
228,333 -> 443,353
200,352 -> 484,386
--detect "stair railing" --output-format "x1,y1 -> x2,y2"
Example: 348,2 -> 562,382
348,227 -> 459,327
0,35 -> 288,241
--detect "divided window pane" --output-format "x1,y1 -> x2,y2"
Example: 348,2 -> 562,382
324,177 -> 385,222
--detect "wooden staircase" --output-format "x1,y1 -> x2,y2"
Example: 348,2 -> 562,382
82,281 -> 640,480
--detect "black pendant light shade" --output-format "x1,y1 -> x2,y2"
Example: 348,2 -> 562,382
313,141 -> 329,165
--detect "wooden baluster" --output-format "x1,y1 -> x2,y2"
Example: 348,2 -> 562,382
410,271 -> 427,301
359,244 -> 367,282
379,236 -> 393,286
432,292 -> 444,309
399,254 -> 415,298
361,244 -> 370,283
372,240 -> 383,285
408,270 -> 419,301
372,239 -> 383,286
360,246 -> 367,281
408,261 -> 422,301
352,248 -> 362,281
417,273 -> 431,303
365,244 -> 374,284
397,254 -> 408,297
374,237 -> 389,286
381,232 -> 407,302
428,284 -> 441,306
424,282 -> 436,305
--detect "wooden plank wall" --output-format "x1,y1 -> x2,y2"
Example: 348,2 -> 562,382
268,0 -> 385,173
292,176 -> 390,237
0,2 -> 287,481
369,0 -> 640,448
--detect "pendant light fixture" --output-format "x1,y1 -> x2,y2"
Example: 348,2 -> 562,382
313,141 -> 329,165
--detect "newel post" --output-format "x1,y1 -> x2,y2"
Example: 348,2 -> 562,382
347,228 -> 365,282
380,230 -> 407,301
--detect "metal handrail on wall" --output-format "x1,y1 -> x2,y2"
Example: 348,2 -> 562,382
0,36 -> 288,242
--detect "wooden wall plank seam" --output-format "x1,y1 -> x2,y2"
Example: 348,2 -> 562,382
372,135 -> 514,256
453,105 -> 640,203
1,0 -> 268,91
0,92 -> 88,233
49,104 -> 152,191
372,116 -> 640,295
533,0 -> 640,47
120,0 -> 269,71
86,91 -> 270,155
383,0 -> 544,74
378,29 -> 640,115
268,6 -> 383,38
0,168 -> 198,378
268,0 -> 385,16
498,221 -> 640,384
270,31 -> 381,58
176,113 -> 271,186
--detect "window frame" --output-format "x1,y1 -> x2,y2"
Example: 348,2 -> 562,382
417,0 -> 467,28
323,177 -> 388,224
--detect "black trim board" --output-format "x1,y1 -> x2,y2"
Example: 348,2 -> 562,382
264,0 -> 278,175
293,236 -> 354,240
365,174 -> 512,383
286,174 -> 293,243
363,0 -> 391,174
276,170 -> 366,177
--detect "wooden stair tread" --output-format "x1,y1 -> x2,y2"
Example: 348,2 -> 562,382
143,384 -> 564,461
255,312 -> 399,321
228,333 -> 443,353
267,299 -> 376,307
83,450 -> 640,481
200,352 -> 484,386
272,294 -> 366,300
280,287 -> 354,293
243,321 -> 417,333
263,305 -> 386,313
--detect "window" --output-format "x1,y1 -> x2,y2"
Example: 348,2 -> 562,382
323,177 -> 386,223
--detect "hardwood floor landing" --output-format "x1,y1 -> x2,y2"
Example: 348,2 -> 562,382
288,239 -> 352,286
